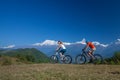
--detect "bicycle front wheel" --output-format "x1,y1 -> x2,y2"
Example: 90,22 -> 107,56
50,55 -> 58,63
75,54 -> 86,64
63,55 -> 72,64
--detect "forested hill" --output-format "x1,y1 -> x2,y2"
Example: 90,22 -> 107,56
0,48 -> 49,63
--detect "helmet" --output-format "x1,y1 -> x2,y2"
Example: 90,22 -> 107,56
57,41 -> 62,44
86,41 -> 88,44
58,41 -> 61,42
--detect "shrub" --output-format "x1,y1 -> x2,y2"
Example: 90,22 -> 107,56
1,56 -> 12,65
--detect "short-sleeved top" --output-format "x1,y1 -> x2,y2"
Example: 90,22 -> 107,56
87,42 -> 95,49
59,44 -> 66,49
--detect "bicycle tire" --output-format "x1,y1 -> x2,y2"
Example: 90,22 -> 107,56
50,55 -> 58,63
75,54 -> 86,64
63,55 -> 72,64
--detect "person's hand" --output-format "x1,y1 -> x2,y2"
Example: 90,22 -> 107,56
56,50 -> 58,52
82,49 -> 85,52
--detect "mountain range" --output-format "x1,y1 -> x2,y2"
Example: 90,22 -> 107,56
1,39 -> 120,59
32,39 -> 120,58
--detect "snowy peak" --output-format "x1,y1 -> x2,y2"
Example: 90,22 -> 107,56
115,39 -> 120,44
92,41 -> 108,47
32,39 -> 86,46
33,40 -> 57,46
0,45 -> 15,49
32,38 -> 108,47
75,38 -> 86,44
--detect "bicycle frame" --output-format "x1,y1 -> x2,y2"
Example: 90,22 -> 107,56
81,50 -> 93,59
55,52 -> 62,58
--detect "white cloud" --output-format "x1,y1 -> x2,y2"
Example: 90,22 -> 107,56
32,38 -> 108,47
33,40 -> 57,46
60,38 -> 86,45
92,41 -> 108,47
33,40 -> 72,46
32,39 -> 85,46
2,45 -> 15,49
117,39 -> 120,41
115,39 -> 120,44
64,42 -> 72,45
75,38 -> 86,44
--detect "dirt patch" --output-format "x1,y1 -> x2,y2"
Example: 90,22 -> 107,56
109,71 -> 120,74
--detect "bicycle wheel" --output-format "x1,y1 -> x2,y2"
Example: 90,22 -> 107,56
50,55 -> 58,63
63,55 -> 72,64
75,54 -> 86,64
93,54 -> 103,64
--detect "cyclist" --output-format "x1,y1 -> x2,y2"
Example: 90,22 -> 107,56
83,41 -> 96,62
56,41 -> 66,61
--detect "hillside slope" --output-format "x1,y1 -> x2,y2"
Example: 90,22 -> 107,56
0,48 -> 49,63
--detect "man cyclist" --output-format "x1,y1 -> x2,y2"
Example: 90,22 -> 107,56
83,41 -> 96,62
56,41 -> 66,61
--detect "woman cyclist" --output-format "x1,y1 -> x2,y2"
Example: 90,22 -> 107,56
56,41 -> 66,61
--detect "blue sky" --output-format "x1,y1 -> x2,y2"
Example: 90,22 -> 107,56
0,0 -> 120,46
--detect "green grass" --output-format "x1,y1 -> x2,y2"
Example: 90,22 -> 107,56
0,64 -> 120,80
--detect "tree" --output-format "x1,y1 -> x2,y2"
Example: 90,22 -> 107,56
104,51 -> 120,64
25,55 -> 35,62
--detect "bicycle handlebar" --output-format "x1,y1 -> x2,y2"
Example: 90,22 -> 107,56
82,49 -> 86,53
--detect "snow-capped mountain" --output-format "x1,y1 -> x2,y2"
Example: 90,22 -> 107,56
0,45 -> 15,49
1,39 -> 120,58
102,39 -> 120,57
32,38 -> 108,47
32,39 -> 109,58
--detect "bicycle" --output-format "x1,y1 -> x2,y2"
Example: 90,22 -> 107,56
75,49 -> 103,64
50,51 -> 72,64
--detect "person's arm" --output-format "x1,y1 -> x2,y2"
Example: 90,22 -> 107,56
56,45 -> 61,52
83,44 -> 89,51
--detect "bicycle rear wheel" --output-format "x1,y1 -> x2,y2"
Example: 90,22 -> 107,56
93,54 -> 103,64
63,55 -> 72,64
50,55 -> 58,63
75,54 -> 86,64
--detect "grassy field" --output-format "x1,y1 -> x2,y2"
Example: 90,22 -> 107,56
0,64 -> 120,80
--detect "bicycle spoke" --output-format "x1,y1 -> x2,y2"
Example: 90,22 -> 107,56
75,55 -> 86,64
63,55 -> 72,64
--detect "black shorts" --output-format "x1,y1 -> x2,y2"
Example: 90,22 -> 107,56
59,49 -> 66,55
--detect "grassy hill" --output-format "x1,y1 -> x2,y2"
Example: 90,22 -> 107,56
0,64 -> 120,80
0,48 -> 120,80
0,48 -> 50,64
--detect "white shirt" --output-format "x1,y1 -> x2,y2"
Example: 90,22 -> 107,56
60,44 -> 66,49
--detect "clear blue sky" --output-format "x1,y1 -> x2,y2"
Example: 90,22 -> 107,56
0,0 -> 120,46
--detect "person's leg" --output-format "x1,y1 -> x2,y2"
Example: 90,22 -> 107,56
88,49 -> 95,62
60,52 -> 63,60
60,50 -> 64,60
60,49 -> 66,60
88,50 -> 95,59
